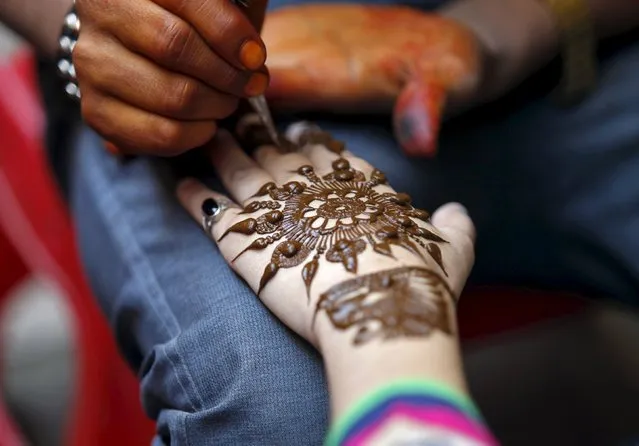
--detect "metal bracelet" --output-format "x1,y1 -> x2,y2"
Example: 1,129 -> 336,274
57,2 -> 81,100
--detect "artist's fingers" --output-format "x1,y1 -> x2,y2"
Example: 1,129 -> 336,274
176,178 -> 242,243
208,130 -> 275,203
253,146 -> 314,184
80,88 -> 218,156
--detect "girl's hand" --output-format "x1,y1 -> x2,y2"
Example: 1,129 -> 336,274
73,0 -> 268,155
177,119 -> 476,349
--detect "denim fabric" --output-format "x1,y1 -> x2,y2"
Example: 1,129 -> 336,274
68,12 -> 639,446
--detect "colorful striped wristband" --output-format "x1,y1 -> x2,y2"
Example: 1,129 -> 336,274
325,379 -> 498,446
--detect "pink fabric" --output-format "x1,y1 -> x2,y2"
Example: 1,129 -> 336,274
344,403 -> 498,446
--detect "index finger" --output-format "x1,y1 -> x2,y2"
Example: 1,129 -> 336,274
155,0 -> 267,71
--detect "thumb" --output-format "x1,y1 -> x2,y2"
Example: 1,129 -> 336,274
431,202 -> 476,246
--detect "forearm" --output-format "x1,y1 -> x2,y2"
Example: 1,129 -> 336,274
440,0 -> 639,102
0,0 -> 72,58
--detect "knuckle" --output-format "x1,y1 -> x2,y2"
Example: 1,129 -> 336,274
169,0 -> 190,15
71,37 -> 91,71
216,12 -> 244,41
165,78 -> 200,115
154,119 -> 185,148
72,35 -> 106,88
79,92 -> 104,129
80,95 -> 123,147
154,17 -> 192,64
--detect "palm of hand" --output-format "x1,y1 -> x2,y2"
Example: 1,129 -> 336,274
262,4 -> 481,156
180,120 -> 475,347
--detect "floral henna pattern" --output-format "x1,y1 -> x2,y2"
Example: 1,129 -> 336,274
315,267 -> 455,344
220,129 -> 448,296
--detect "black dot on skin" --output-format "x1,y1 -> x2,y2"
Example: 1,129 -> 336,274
202,198 -> 219,216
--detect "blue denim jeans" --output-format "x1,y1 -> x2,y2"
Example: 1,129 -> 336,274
68,32 -> 639,445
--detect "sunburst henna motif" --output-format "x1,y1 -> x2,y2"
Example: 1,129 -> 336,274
222,136 -> 448,296
315,267 -> 454,344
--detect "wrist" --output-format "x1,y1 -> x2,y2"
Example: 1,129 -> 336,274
32,0 -> 73,59
47,0 -> 74,58
439,0 -> 561,102
315,308 -> 468,421
0,0 -> 72,58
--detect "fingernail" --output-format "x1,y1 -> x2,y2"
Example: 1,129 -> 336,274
239,40 -> 266,70
244,72 -> 269,97
104,141 -> 121,155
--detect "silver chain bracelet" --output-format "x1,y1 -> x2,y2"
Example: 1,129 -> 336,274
57,1 -> 81,100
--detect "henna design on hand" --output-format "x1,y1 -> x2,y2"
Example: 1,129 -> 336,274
315,267 -> 454,345
220,139 -> 448,296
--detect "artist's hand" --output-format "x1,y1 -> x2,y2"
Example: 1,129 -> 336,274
177,121 -> 475,349
73,0 -> 269,156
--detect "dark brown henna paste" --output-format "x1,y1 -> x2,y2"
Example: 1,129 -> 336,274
326,239 -> 366,273
426,243 -> 447,276
315,267 -> 455,345
228,156 -> 448,295
251,182 -> 277,198
298,129 -> 346,155
302,256 -> 320,299
367,169 -> 388,187
322,159 -> 366,182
